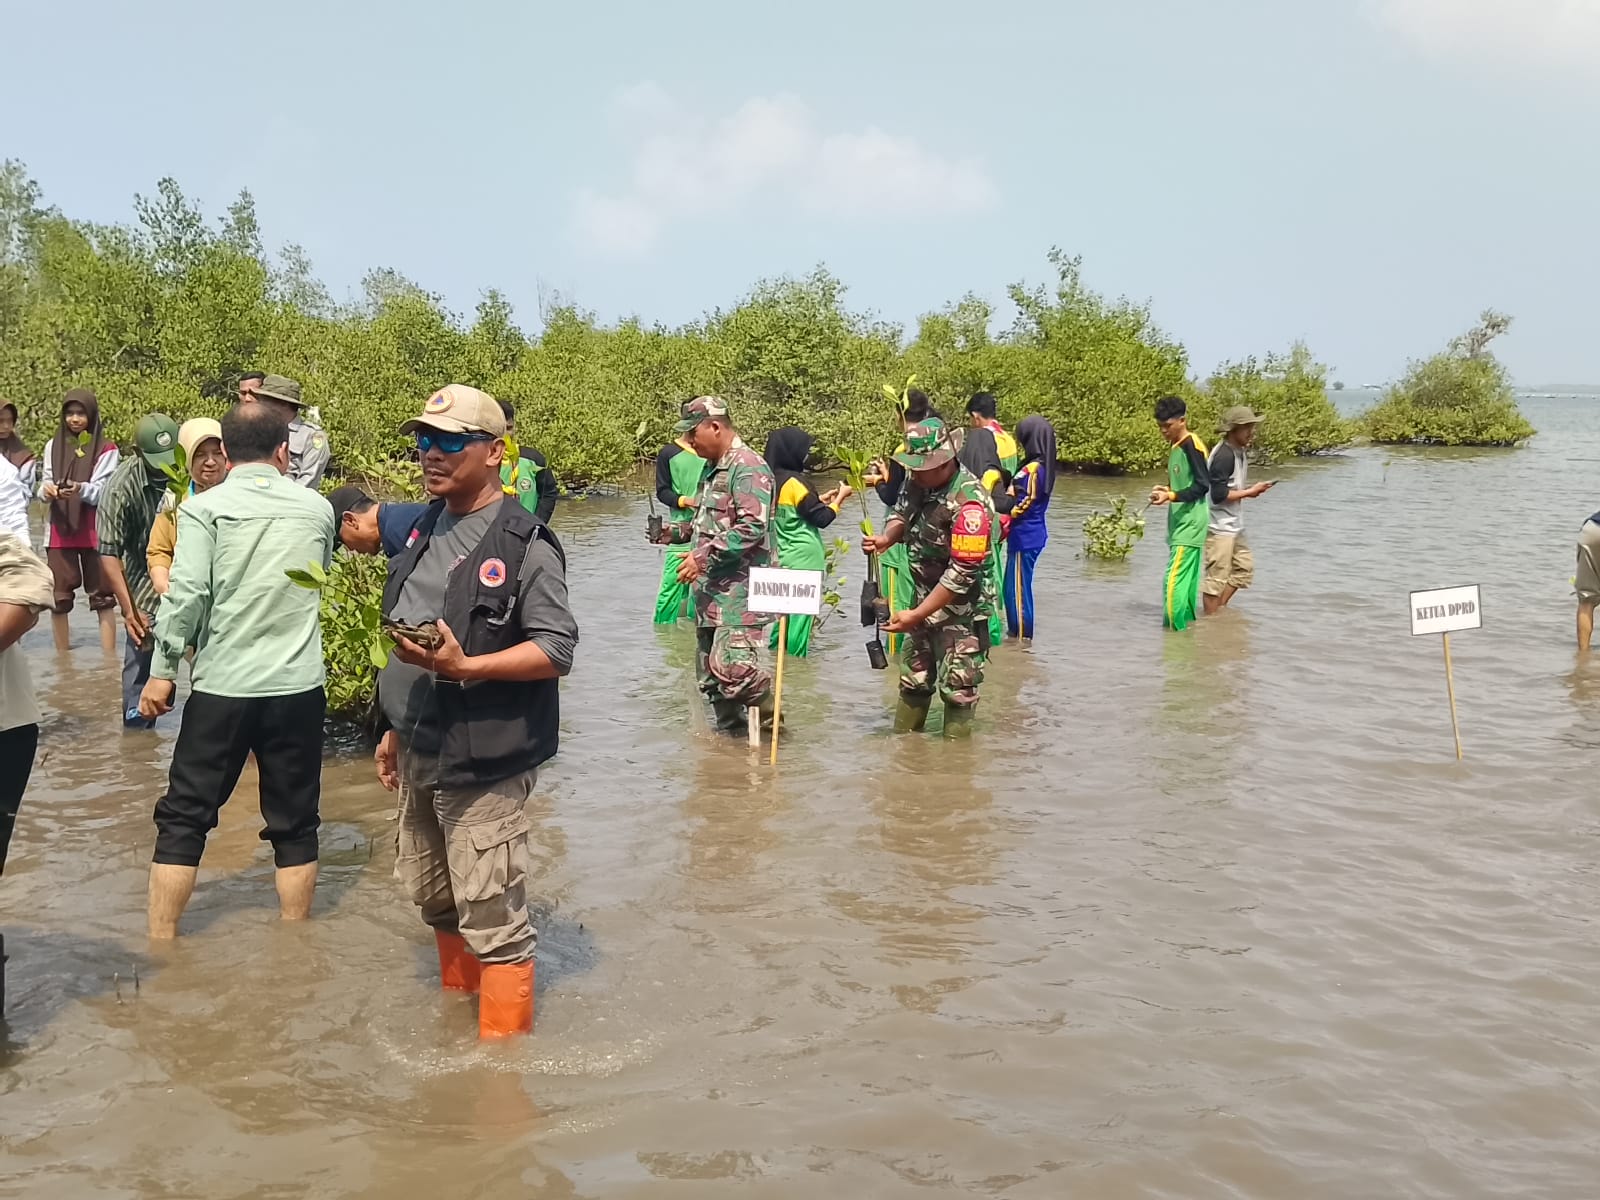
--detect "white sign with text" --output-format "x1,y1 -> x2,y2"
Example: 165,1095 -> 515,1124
748,567 -> 825,616
1410,584 -> 1482,636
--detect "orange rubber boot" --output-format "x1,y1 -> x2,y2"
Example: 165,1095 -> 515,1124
435,930 -> 482,993
478,961 -> 534,1039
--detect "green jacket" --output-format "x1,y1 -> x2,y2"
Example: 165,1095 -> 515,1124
151,463 -> 335,697
1165,432 -> 1211,548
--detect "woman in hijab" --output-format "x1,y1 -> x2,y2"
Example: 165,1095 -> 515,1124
0,402 -> 36,545
148,417 -> 228,596
38,388 -> 120,652
764,426 -> 852,658
1004,415 -> 1057,645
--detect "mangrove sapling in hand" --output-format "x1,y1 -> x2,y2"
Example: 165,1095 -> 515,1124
157,445 -> 190,507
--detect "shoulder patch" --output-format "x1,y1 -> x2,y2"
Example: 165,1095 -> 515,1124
949,501 -> 991,563
312,435 -> 325,449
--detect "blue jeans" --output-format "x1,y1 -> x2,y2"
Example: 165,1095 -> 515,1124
1003,546 -> 1041,640
123,631 -> 156,729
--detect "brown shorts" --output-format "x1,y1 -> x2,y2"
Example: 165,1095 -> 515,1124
1576,521 -> 1600,604
1202,532 -> 1254,597
46,546 -> 116,614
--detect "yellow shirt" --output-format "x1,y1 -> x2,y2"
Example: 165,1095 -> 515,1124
147,509 -> 179,575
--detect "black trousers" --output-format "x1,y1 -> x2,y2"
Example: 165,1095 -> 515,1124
0,723 -> 40,876
153,688 -> 325,869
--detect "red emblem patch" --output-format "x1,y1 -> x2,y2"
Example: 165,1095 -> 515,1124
478,557 -> 507,587
949,502 -> 991,564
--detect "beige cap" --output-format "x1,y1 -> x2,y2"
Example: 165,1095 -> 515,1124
178,417 -> 222,462
400,384 -> 506,439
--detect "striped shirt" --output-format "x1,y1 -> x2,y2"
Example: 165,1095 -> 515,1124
96,456 -> 168,616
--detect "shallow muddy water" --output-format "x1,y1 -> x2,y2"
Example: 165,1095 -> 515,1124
3,397 -> 1599,1198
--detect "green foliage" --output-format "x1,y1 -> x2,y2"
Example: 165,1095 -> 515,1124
834,446 -> 878,535
1082,498 -> 1147,560
1203,343 -> 1352,463
0,160 -> 1379,491
286,554 -> 395,722
1362,311 -> 1534,446
816,536 -> 850,630
1001,250 -> 1194,472
158,443 -> 190,507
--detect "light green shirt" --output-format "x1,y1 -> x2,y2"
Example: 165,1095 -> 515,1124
152,463 -> 335,697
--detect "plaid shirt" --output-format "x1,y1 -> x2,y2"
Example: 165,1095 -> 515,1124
96,456 -> 166,616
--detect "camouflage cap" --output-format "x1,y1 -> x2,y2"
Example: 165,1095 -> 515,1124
253,374 -> 304,407
891,418 -> 956,470
674,395 -> 731,434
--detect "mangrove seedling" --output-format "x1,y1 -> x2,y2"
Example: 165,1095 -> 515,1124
816,536 -> 850,630
881,373 -> 918,416
1082,497 -> 1146,560
157,444 -> 190,508
286,555 -> 395,719
834,446 -> 878,535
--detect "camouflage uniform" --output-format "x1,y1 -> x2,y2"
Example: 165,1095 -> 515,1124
889,420 -> 996,713
668,397 -> 776,727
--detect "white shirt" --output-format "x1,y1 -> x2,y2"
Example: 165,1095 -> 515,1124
38,438 -> 120,547
0,456 -> 35,547
0,531 -> 53,732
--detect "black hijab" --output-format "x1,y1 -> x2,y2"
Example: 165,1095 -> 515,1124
1016,415 -> 1057,497
50,388 -> 108,533
764,426 -> 816,496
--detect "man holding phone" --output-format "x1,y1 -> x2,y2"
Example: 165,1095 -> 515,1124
375,385 -> 578,1040
1203,406 -> 1276,615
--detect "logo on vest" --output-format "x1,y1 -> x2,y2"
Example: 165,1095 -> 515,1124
479,557 -> 507,587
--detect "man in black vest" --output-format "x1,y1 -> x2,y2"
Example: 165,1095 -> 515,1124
376,384 -> 578,1040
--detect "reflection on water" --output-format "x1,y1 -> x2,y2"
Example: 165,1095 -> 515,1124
5,398 -> 1600,1197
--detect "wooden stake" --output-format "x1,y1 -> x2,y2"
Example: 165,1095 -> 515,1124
747,704 -> 760,748
770,615 -> 788,765
1442,631 -> 1462,761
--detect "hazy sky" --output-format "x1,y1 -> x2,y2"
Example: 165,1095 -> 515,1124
3,0 -> 1596,384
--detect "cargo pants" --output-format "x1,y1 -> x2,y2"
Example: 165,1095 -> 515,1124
394,749 -> 535,965
695,626 -> 771,707
899,619 -> 985,708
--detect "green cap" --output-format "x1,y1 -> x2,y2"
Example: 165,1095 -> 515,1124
674,395 -> 731,434
254,374 -> 304,407
134,413 -> 180,470
1221,405 -> 1262,431
891,418 -> 956,470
